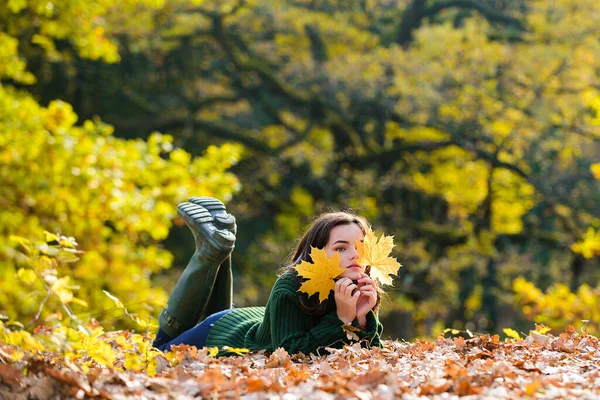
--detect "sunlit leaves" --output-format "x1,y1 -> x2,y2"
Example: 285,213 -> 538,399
502,328 -> 522,341
571,228 -> 600,259
0,32 -> 35,83
513,277 -> 600,334
591,164 -> 600,180
356,228 -> 401,286
0,0 -> 168,69
0,85 -> 241,328
2,324 -> 600,398
294,247 -> 345,303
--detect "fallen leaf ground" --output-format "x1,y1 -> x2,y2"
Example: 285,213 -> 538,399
1,328 -> 599,399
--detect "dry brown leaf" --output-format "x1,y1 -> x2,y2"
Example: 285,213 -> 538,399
246,376 -> 268,393
27,376 -> 56,400
525,380 -> 543,396
1,326 -> 600,399
342,324 -> 361,341
46,369 -> 92,394
266,347 -> 291,368
352,369 -> 387,387
285,367 -> 311,385
455,379 -> 483,396
419,380 -> 451,395
454,336 -> 466,352
0,363 -> 22,387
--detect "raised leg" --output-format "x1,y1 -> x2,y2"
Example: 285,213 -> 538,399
158,202 -> 235,338
188,196 -> 236,320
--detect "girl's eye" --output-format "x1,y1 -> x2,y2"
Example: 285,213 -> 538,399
335,247 -> 345,252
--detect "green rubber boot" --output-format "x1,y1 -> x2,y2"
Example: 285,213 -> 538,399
188,196 -> 236,320
158,202 -> 235,338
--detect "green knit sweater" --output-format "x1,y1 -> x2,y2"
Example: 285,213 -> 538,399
205,272 -> 384,355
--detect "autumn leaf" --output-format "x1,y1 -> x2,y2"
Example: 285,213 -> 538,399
591,163 -> 600,180
207,347 -> 219,357
503,328 -> 522,340
342,324 -> 360,341
222,346 -> 250,356
357,228 -> 401,285
535,324 -> 551,334
294,247 -> 345,303
443,328 -> 460,335
103,290 -> 125,310
43,231 -> 60,244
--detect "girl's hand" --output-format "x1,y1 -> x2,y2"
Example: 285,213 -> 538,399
334,277 -> 359,324
356,275 -> 377,324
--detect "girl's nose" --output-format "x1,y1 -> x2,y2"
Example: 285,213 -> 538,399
350,248 -> 359,260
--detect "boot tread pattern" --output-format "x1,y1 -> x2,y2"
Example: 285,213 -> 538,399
188,197 -> 236,233
177,202 -> 212,224
189,196 -> 226,211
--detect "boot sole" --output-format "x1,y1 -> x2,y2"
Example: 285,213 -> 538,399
189,196 -> 226,212
177,202 -> 235,249
188,196 -> 236,234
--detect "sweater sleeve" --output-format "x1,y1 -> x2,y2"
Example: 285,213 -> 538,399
269,288 -> 349,355
353,310 -> 384,348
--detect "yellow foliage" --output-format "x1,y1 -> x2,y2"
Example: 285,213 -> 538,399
295,247 -> 345,303
591,164 -> 600,180
513,277 -> 600,334
502,328 -> 522,341
571,228 -> 600,259
222,346 -> 250,356
356,228 -> 402,286
0,85 -> 241,328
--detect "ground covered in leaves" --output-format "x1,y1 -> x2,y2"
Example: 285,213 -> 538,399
1,325 -> 599,399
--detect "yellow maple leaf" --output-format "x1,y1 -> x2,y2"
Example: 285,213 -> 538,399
356,228 -> 401,285
222,346 -> 250,356
503,328 -> 522,340
295,247 -> 345,303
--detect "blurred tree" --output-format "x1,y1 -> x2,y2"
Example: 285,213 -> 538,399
4,0 -> 600,337
0,0 -> 242,328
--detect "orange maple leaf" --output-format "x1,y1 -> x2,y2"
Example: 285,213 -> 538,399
295,247 -> 345,303
357,227 -> 401,285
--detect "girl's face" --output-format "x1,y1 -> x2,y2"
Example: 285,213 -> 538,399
324,223 -> 365,281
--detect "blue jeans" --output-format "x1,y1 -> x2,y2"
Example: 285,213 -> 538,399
153,308 -> 234,351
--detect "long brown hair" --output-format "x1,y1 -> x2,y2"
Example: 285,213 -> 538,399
279,211 -> 382,316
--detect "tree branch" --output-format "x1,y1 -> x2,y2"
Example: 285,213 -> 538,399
188,0 -> 248,18
353,140 -> 455,167
396,0 -> 524,46
210,15 -> 366,152
463,143 -> 529,180
422,0 -> 524,28
110,116 -> 277,155
187,94 -> 243,114
396,0 -> 427,47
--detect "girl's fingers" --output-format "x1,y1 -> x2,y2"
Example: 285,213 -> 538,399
335,277 -> 351,292
358,277 -> 375,285
344,284 -> 357,297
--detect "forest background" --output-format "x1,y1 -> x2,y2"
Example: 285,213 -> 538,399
1,0 -> 599,342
